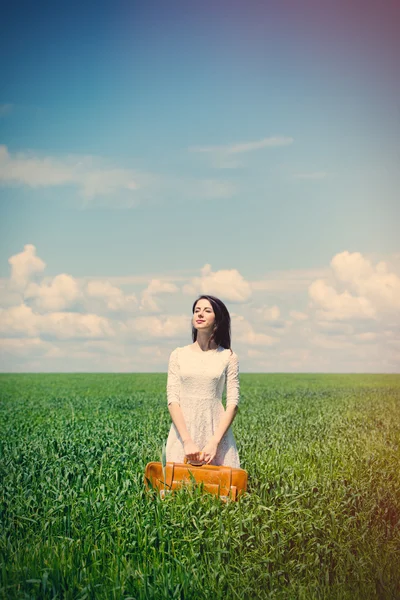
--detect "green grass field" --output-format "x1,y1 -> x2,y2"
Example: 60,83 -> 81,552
1,372 -> 399,599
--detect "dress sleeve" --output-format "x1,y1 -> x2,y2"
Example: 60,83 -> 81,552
226,351 -> 240,408
167,348 -> 181,406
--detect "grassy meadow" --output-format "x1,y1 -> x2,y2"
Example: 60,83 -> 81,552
0,372 -> 399,599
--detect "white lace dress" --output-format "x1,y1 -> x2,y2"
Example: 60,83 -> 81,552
165,344 -> 241,468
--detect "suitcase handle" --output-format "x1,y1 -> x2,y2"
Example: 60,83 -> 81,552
184,453 -> 205,466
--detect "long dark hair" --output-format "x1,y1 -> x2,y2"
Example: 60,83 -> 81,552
191,295 -> 233,355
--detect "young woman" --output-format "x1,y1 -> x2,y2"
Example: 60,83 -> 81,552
165,295 -> 241,468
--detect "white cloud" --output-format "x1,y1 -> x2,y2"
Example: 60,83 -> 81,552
147,173 -> 237,201
1,244 -> 399,372
315,321 -> 354,335
309,279 -> 377,321
86,280 -> 139,312
289,310 -> 309,321
189,136 -> 293,169
0,144 -> 138,200
3,245 -> 158,316
308,251 -> 400,322
122,314 -> 190,340
330,251 -> 400,312
0,279 -> 22,308
354,332 -> 377,342
80,273 -> 191,286
0,144 -> 237,204
309,334 -> 356,350
251,268 -> 329,292
140,279 -> 180,313
9,244 -> 46,289
182,263 -> 252,303
145,279 -> 180,295
258,305 -> 280,321
189,136 -> 293,155
79,167 -> 139,199
0,303 -> 116,340
24,274 -> 82,312
230,313 -> 279,347
254,304 -> 293,332
0,336 -> 51,357
0,304 -> 39,337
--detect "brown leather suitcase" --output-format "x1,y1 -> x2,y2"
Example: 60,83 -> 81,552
144,457 -> 248,502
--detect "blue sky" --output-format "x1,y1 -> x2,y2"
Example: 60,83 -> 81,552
0,0 -> 399,373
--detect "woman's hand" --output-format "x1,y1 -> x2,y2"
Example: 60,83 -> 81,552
201,438 -> 219,465
183,439 -> 203,462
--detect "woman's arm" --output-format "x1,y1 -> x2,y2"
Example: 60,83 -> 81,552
210,405 -> 238,444
168,403 -> 192,443
167,348 -> 192,444
211,351 -> 240,444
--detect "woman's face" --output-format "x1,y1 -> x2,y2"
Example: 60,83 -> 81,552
193,299 -> 216,331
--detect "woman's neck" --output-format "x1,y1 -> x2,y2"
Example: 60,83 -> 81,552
195,335 -> 218,351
